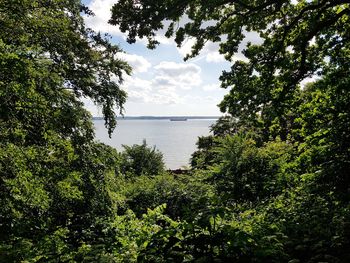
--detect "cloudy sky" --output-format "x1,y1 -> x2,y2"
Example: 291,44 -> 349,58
82,0 -> 242,116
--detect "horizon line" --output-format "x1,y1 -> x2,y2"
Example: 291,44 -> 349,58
92,115 -> 222,118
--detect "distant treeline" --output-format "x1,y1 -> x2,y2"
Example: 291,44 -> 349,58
93,116 -> 220,120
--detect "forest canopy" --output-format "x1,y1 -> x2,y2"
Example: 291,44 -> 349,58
1,0 -> 130,137
110,0 -> 350,124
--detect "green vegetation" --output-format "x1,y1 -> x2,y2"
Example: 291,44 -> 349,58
120,140 -> 165,177
1,0 -> 350,262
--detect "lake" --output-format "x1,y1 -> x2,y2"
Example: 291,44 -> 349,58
94,119 -> 216,169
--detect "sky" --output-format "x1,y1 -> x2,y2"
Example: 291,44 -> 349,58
82,0 -> 256,117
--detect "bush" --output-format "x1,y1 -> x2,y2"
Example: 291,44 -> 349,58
120,140 -> 165,177
212,134 -> 294,204
119,172 -> 215,220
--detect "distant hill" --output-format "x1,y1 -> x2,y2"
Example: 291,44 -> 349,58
92,116 -> 221,121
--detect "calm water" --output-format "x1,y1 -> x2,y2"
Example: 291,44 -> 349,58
94,119 -> 216,169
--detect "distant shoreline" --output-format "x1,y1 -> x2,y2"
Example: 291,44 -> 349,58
93,116 -> 221,121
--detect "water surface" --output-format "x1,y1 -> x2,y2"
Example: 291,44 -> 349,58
94,119 -> 215,169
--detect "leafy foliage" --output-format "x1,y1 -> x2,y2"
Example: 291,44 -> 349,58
119,172 -> 214,220
212,134 -> 295,204
0,0 -> 130,137
110,0 -> 350,138
0,0 -> 130,261
2,0 -> 350,262
120,140 -> 165,177
108,0 -> 350,261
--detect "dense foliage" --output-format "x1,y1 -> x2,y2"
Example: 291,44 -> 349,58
1,0 -> 350,262
0,0 -> 129,261
110,0 -> 350,261
120,140 -> 165,177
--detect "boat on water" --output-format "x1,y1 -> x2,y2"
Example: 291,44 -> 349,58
170,117 -> 187,121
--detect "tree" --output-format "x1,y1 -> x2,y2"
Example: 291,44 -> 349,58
0,0 -> 131,261
120,140 -> 165,177
110,0 -> 350,136
1,0 -> 130,139
109,3 -> 350,261
110,0 -> 350,189
212,134 -> 294,203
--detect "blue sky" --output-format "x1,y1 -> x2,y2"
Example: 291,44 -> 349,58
82,0 -> 242,116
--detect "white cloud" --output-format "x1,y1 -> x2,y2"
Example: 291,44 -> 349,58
120,74 -> 185,105
154,61 -> 200,77
84,0 -> 124,37
116,53 -> 151,73
183,95 -> 219,104
85,0 -> 174,46
202,42 -> 226,63
152,89 -> 184,104
206,52 -> 226,63
203,83 -> 220,91
243,30 -> 263,46
177,38 -> 196,57
125,84 -> 183,105
177,30 -> 263,63
123,75 -> 152,92
177,40 -> 226,63
118,61 -> 204,105
154,61 -> 202,89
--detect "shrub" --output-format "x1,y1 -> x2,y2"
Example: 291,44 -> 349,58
120,140 -> 165,177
